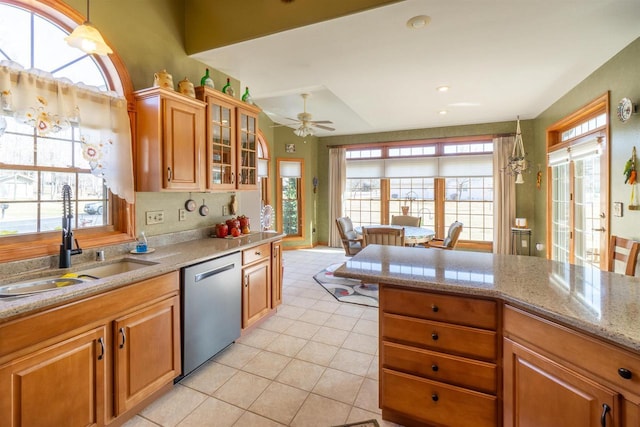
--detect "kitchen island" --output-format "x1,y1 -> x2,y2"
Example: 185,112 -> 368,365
335,245 -> 640,427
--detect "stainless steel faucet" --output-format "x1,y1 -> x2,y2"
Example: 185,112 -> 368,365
59,184 -> 83,268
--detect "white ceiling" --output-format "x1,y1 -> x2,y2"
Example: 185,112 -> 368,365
192,0 -> 640,137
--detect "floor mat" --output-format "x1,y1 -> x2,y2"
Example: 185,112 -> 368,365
313,263 -> 378,308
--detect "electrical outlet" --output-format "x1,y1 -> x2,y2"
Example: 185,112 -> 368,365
146,210 -> 164,225
222,205 -> 229,216
179,209 -> 186,221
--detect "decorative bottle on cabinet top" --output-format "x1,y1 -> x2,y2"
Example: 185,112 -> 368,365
200,68 -> 214,88
221,78 -> 234,97
242,87 -> 253,104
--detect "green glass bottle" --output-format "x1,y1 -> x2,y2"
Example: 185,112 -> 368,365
242,87 -> 253,104
200,68 -> 214,88
221,78 -> 234,97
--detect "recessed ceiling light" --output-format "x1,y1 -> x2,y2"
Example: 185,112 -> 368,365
437,86 -> 449,92
406,15 -> 431,29
439,110 -> 448,115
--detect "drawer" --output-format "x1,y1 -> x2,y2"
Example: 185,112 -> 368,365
382,312 -> 497,361
382,368 -> 497,427
242,243 -> 270,265
382,341 -> 497,394
504,305 -> 640,397
381,287 -> 497,330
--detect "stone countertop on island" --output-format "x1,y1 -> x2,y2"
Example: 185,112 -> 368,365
0,231 -> 284,322
334,245 -> 640,352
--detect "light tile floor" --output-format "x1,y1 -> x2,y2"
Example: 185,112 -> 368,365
123,246 -> 402,427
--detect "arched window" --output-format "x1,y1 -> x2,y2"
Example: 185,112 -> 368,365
0,0 -> 134,262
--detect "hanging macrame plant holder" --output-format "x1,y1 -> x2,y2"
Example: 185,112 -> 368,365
505,116 -> 529,184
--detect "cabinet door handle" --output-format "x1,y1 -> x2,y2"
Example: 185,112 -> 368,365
431,364 -> 439,372
97,337 -> 105,360
431,304 -> 439,313
618,368 -> 632,379
244,275 -> 248,287
431,393 -> 439,402
167,167 -> 172,182
119,327 -> 126,349
601,403 -> 611,427
431,332 -> 439,341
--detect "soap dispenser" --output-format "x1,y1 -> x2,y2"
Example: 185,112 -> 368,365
136,231 -> 148,253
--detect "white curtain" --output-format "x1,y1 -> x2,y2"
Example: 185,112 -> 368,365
328,147 -> 346,247
493,136 -> 516,254
0,61 -> 134,204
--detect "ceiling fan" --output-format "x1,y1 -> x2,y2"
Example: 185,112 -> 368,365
278,93 -> 335,137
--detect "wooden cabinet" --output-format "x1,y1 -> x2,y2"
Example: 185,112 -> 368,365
379,286 -> 499,427
271,239 -> 283,308
114,295 -> 180,415
134,87 -> 206,192
0,326 -> 107,427
503,305 -> 640,427
196,86 -> 261,191
242,242 -> 271,329
0,272 -> 180,427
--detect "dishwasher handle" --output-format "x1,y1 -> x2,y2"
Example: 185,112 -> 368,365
194,263 -> 236,282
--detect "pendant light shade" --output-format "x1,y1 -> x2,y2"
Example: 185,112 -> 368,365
65,0 -> 113,55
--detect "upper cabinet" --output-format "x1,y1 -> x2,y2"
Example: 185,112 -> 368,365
196,86 -> 260,191
134,87 -> 206,192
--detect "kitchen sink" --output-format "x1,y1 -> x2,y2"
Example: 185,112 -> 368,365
0,278 -> 85,297
0,258 -> 158,297
76,258 -> 158,279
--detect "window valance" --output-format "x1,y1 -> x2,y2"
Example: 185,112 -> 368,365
346,154 -> 492,179
0,60 -> 134,204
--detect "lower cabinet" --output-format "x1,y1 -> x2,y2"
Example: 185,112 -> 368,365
503,305 -> 640,427
0,271 -> 180,427
114,295 -> 181,415
242,243 -> 271,329
0,326 -> 107,427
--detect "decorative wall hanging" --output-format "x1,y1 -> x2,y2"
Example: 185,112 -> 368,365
505,116 -> 529,184
625,146 -> 639,210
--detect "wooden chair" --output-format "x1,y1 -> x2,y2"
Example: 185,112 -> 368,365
336,217 -> 363,256
391,215 -> 421,227
608,235 -> 640,276
362,226 -> 405,247
427,221 -> 463,250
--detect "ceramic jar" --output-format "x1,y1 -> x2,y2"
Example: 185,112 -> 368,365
153,69 -> 174,90
178,77 -> 195,98
215,223 -> 228,238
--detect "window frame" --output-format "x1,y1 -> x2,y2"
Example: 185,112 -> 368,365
0,0 -> 136,262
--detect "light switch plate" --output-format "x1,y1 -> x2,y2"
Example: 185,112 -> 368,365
146,210 -> 164,225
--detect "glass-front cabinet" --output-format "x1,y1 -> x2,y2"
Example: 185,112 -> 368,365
196,86 -> 260,191
237,107 -> 258,189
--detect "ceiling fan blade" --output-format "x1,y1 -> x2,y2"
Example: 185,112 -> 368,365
312,124 -> 335,131
309,120 -> 333,125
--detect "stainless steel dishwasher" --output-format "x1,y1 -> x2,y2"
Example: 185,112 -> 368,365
181,251 -> 242,377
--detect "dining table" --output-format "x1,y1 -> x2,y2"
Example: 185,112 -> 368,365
354,225 -> 436,246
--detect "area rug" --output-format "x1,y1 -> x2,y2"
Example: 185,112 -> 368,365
313,263 -> 379,308
333,420 -> 380,427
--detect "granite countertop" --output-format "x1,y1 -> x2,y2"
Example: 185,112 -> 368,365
0,231 -> 284,322
334,245 -> 640,352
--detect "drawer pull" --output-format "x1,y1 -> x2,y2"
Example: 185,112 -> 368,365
431,364 -> 439,372
618,368 -> 632,380
431,332 -> 439,341
255,251 -> 261,256
431,304 -> 439,313
431,393 -> 439,402
601,403 -> 610,427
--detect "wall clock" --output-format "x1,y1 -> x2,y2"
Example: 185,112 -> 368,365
617,97 -> 634,123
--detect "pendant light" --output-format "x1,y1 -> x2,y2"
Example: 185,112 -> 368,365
65,0 -> 113,56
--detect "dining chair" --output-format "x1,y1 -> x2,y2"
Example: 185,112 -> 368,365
391,215 -> 421,227
427,221 -> 463,250
336,217 -> 363,256
607,235 -> 640,276
362,226 -> 405,247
